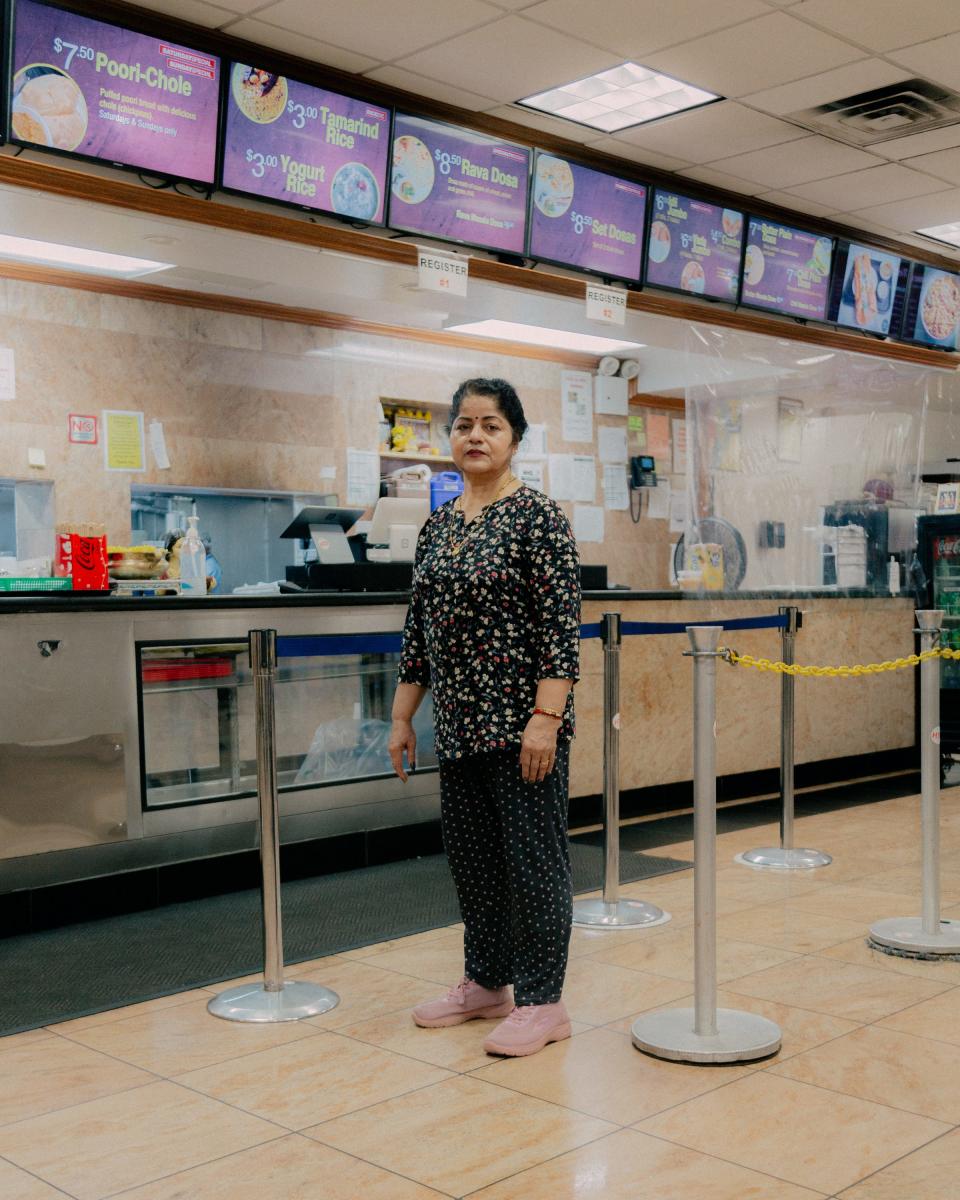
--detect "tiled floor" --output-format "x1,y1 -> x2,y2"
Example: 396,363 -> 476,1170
3,791 -> 960,1198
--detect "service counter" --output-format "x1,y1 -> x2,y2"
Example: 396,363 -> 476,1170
0,589 -> 916,892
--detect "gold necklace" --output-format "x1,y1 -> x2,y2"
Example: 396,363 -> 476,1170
449,475 -> 517,555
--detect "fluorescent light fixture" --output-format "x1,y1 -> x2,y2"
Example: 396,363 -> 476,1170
795,353 -> 835,366
0,234 -> 173,277
916,221 -> 960,249
519,62 -> 720,133
444,319 -> 644,355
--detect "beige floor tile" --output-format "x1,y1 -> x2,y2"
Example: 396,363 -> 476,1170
559,958 -> 691,1025
856,864 -> 960,904
837,1127 -> 960,1199
300,960 -> 441,1031
0,1157 -> 72,1200
115,1134 -> 446,1199
715,869 -> 829,906
785,885 -> 925,925
0,1037 -> 155,1126
637,1070 -> 949,1195
469,1127 -> 826,1199
336,926 -> 460,960
819,936 -> 960,982
877,987 -> 960,1046
717,904 -> 867,954
0,1080 -> 283,1200
776,855 -> 896,886
60,999 -> 318,1077
567,919 -> 682,960
307,1074 -> 614,1194
0,1029 -> 55,1047
176,1029 -> 450,1128
282,953 -> 347,976
49,990 -> 215,1033
592,927 -> 798,985
347,937 -> 466,984
728,956 -> 951,1022
471,1026 -> 751,1124
770,1024 -> 960,1123
339,1008 -> 527,1073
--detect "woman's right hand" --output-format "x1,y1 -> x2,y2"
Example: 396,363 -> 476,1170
388,719 -> 417,783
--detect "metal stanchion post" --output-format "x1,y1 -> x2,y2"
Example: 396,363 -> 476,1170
737,607 -> 831,870
870,610 -> 960,956
632,626 -> 781,1062
209,630 -> 340,1022
574,614 -> 670,929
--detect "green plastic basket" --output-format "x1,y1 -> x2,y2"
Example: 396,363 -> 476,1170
0,577 -> 73,592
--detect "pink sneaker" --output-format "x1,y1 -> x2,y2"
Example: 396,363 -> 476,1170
483,1001 -> 572,1056
412,977 -> 513,1028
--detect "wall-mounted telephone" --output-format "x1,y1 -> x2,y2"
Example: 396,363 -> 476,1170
630,455 -> 657,488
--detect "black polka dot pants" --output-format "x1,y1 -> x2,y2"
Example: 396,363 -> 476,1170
438,744 -> 572,1006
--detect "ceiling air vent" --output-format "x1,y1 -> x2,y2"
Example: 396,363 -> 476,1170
786,78 -> 960,146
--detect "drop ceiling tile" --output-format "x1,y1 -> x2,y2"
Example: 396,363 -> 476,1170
742,60 -> 912,117
586,138 -> 692,174
363,67 -> 498,112
790,0 -> 960,52
394,17 -> 620,102
247,0 -> 502,63
871,127 -> 960,162
786,163 -> 949,211
888,33 -> 960,93
705,136 -> 880,189
202,0 -> 267,12
850,188 -> 960,232
122,0 -> 237,26
519,0 -> 768,58
483,105 -> 609,144
488,0 -> 542,8
903,148 -> 960,187
611,102 -> 805,162
676,165 -> 765,197
222,18 -> 380,73
754,189 -> 841,218
643,13 -> 864,98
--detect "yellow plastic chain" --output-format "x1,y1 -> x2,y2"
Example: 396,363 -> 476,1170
722,646 -> 960,677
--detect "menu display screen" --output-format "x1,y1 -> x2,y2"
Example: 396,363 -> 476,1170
9,0 -> 220,184
646,188 -> 742,300
827,241 -> 908,336
900,263 -> 960,349
740,217 -> 833,320
527,152 -> 646,281
389,113 -> 530,254
221,65 -> 390,222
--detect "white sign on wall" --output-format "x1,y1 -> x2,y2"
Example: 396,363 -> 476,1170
417,248 -> 469,295
585,283 -> 627,325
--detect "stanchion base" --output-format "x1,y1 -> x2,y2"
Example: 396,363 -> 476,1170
735,847 -> 832,870
631,1007 -> 781,1063
868,917 -> 960,957
208,979 -> 340,1023
572,898 -> 671,928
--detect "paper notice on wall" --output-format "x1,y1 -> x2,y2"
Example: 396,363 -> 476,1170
628,413 -> 646,448
572,455 -> 596,503
0,348 -> 14,401
346,448 -> 380,507
517,422 -> 547,460
573,504 -> 605,543
646,413 -> 671,462
319,465 -> 337,480
602,465 -> 629,510
148,421 -> 171,470
103,410 -> 145,472
561,371 -> 593,442
517,460 -> 544,492
669,486 -> 688,533
646,478 -> 670,520
672,418 -> 688,475
598,425 -> 628,464
548,454 -> 574,501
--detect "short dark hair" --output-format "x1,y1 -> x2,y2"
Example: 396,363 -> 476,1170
449,378 -> 528,444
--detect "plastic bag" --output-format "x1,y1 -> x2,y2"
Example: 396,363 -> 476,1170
295,717 -> 393,784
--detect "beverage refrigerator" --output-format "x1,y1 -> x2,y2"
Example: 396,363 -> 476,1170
917,514 -> 960,785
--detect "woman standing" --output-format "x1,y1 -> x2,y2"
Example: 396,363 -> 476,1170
389,377 -> 581,1057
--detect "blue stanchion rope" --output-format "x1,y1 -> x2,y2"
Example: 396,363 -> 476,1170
579,614 -> 787,640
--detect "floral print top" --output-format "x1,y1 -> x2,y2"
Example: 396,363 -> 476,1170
398,485 -> 581,760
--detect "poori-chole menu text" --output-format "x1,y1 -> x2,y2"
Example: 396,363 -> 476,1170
221,65 -> 389,222
741,218 -> 833,320
11,0 -> 220,183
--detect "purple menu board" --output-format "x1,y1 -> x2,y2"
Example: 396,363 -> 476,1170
646,189 -> 742,300
528,153 -> 646,280
221,65 -> 390,222
389,114 -> 530,254
741,217 -> 833,320
10,0 -> 220,184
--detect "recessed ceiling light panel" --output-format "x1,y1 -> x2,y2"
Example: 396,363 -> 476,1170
0,234 -> 173,277
445,319 -> 644,355
519,63 -> 720,133
916,222 -> 960,250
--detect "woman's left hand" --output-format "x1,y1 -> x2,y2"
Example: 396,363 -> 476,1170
520,714 -> 559,784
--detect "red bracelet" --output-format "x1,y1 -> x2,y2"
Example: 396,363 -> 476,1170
532,706 -> 563,720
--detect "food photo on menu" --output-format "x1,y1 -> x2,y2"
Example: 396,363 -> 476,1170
835,243 -> 902,335
741,218 -> 833,320
222,64 -> 389,221
10,0 -> 220,183
906,265 -> 960,349
645,189 -> 742,299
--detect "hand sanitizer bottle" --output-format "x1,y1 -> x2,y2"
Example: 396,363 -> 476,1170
179,516 -> 207,596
